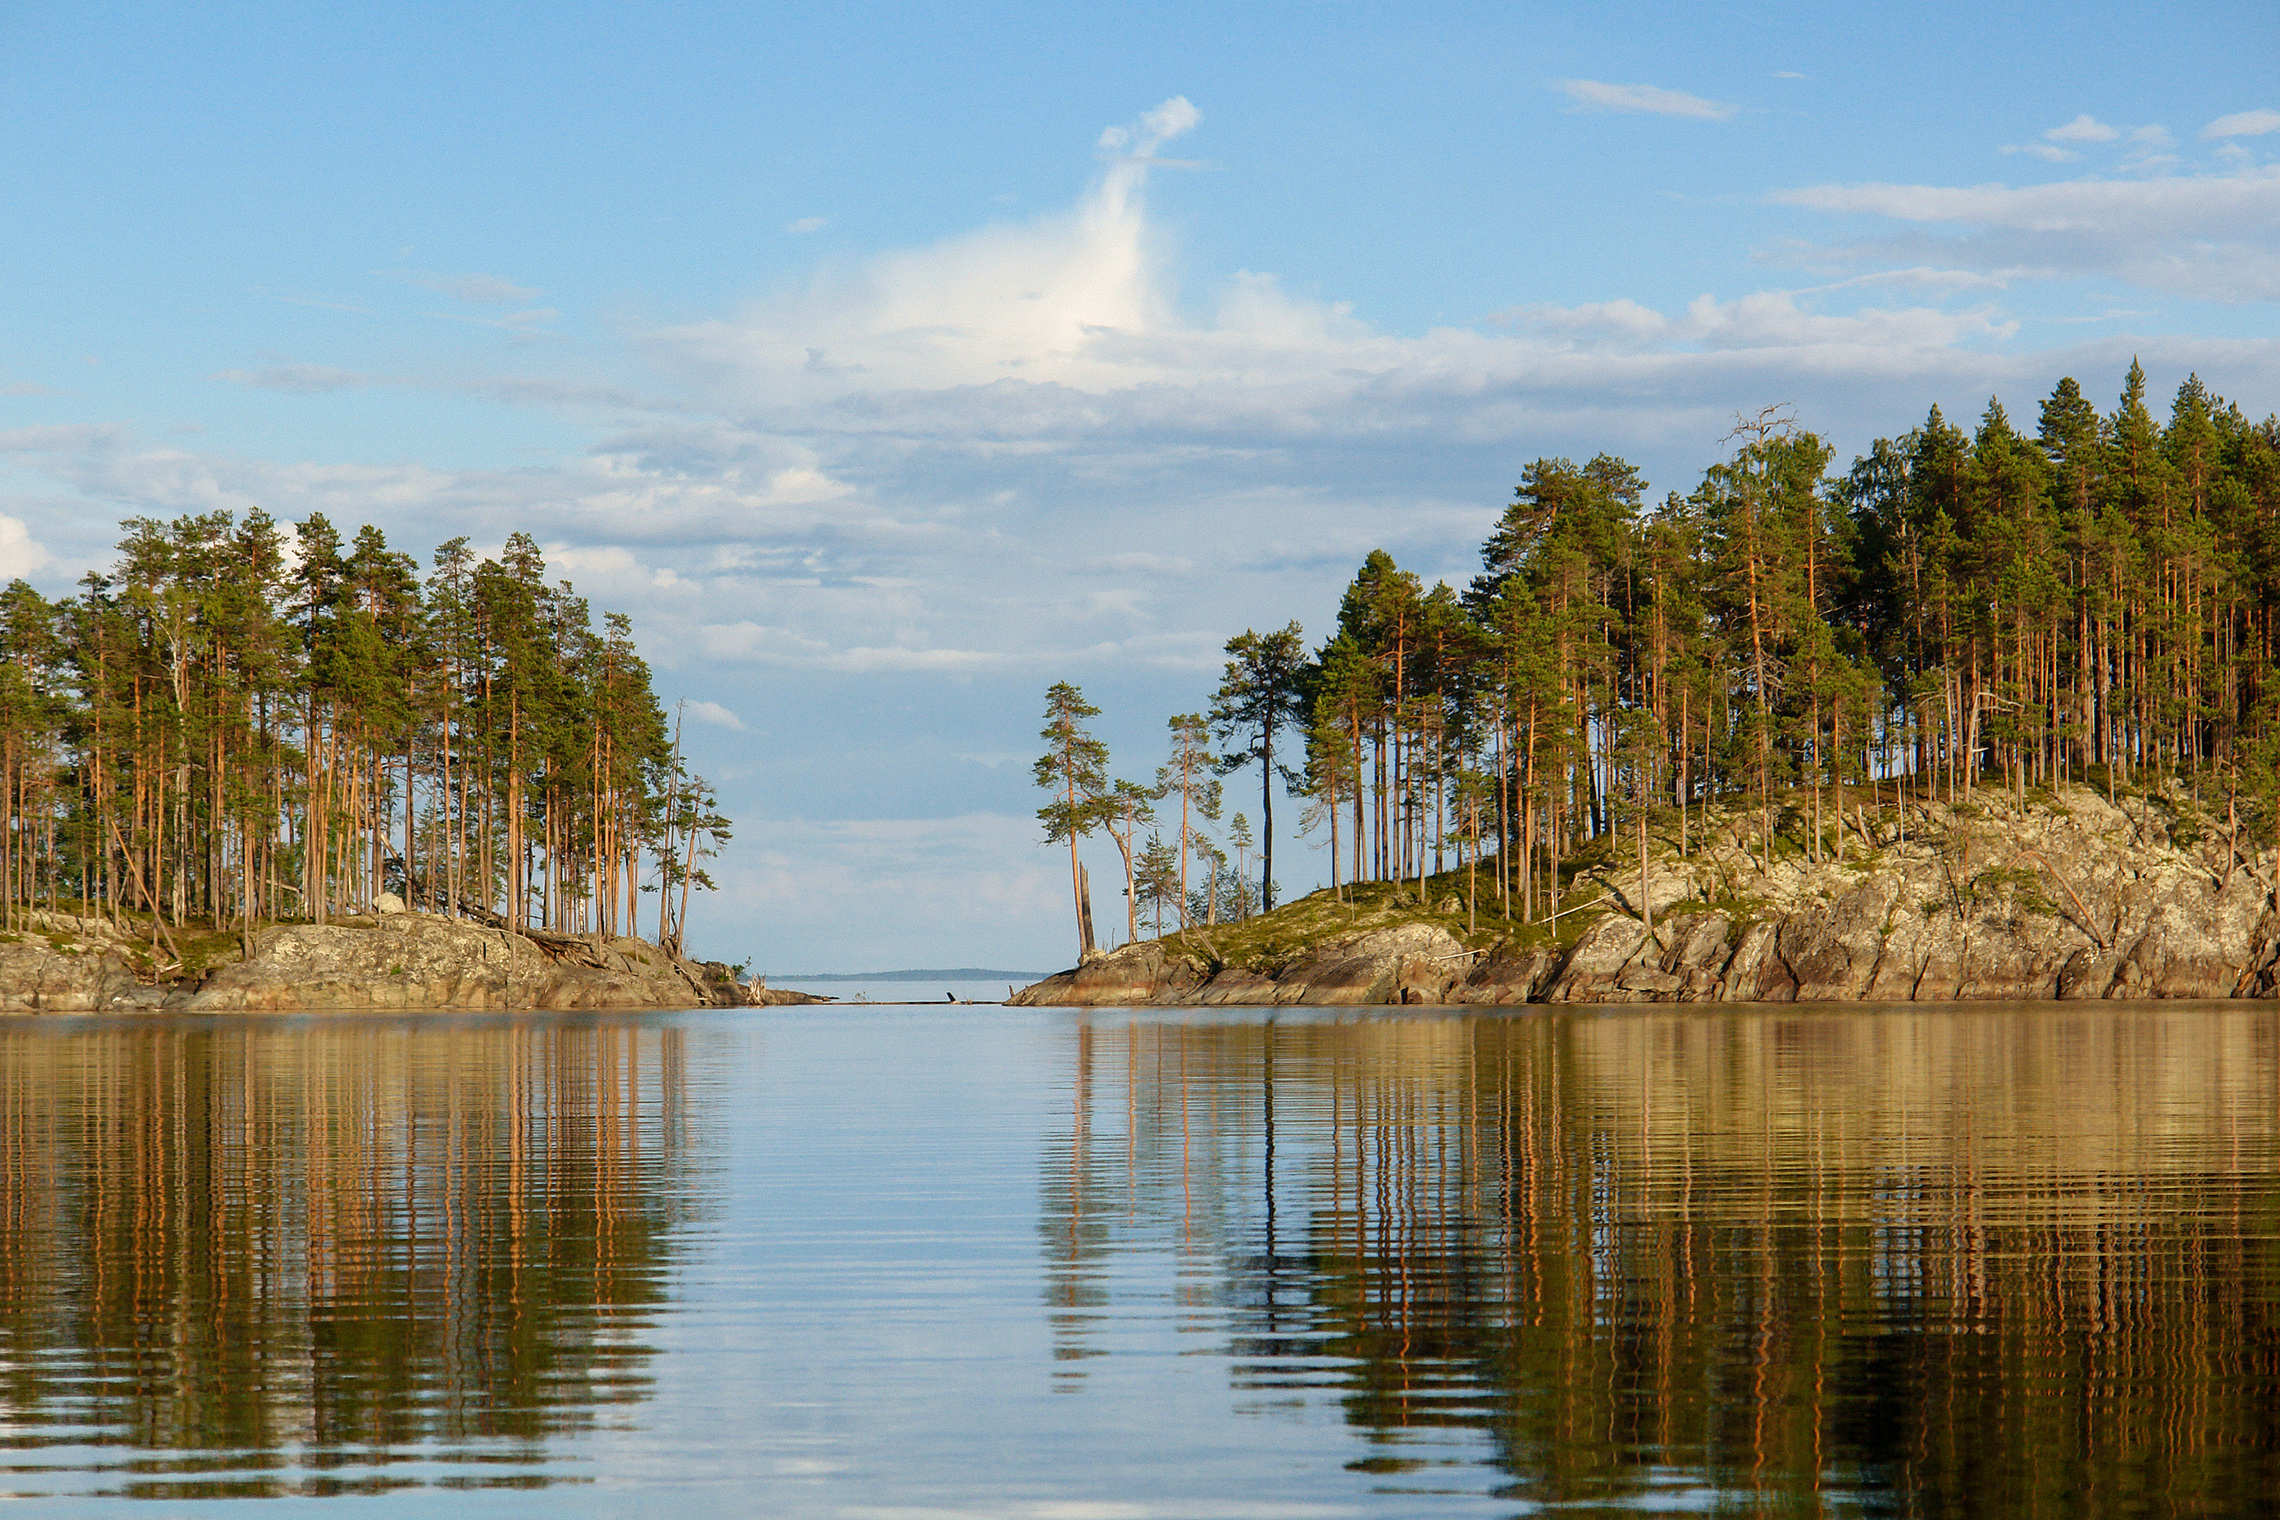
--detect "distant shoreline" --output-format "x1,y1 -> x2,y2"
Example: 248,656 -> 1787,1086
773,968 -> 1047,983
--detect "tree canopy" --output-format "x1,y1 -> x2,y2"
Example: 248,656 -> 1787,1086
0,513 -> 724,962
1042,366 -> 2280,940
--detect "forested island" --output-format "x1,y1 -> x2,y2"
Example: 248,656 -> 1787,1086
0,511 -> 760,1010
1021,365 -> 2280,1006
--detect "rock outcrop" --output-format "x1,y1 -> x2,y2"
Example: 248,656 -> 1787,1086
1010,924 -> 1472,1008
1013,783 -> 2280,1008
0,912 -> 151,1011
0,941 -> 141,1012
0,904 -> 766,1014
184,914 -> 753,1011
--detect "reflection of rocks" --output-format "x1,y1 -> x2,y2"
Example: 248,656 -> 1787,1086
185,915 -> 754,1011
1014,785 -> 2280,1006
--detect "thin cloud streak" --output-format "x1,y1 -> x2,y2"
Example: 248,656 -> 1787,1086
1554,79 -> 1737,121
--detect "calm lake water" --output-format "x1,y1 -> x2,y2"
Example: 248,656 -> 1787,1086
3,1003 -> 2277,1516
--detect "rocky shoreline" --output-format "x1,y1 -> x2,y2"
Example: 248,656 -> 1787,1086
1011,782 -> 2280,1008
0,902 -> 796,1013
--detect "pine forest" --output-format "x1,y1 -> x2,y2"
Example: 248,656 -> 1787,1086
0,512 -> 729,964
1043,365 -> 2280,943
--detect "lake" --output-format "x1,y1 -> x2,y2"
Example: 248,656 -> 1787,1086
2,1002 -> 2276,1515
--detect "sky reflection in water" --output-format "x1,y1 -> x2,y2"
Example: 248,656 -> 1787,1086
0,1003 -> 2275,1516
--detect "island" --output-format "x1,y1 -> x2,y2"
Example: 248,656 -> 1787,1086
1021,369 -> 2280,1009
1012,780 -> 2279,1007
0,513 -> 811,1013
0,894 -> 804,1011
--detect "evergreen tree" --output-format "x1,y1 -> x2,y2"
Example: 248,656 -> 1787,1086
1209,624 -> 1306,911
1033,682 -> 1110,954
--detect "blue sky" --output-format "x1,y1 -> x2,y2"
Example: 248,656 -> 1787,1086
5,1 -> 2278,970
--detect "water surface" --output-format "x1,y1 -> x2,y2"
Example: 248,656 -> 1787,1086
3,1003 -> 2276,1515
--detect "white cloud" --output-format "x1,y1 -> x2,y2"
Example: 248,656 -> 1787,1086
701,620 -> 1001,672
407,272 -> 541,304
2046,114 -> 2119,144
727,813 -> 1066,969
215,363 -> 368,393
1813,266 -> 2016,293
0,514 -> 48,578
1771,165 -> 2280,301
1554,79 -> 1737,121
1097,95 -> 1200,156
438,307 -> 561,333
2204,109 -> 2280,139
683,699 -> 748,731
11,99 -> 2280,970
1507,290 -> 2016,351
786,216 -> 829,235
2002,143 -> 2077,163
1087,551 -> 1194,575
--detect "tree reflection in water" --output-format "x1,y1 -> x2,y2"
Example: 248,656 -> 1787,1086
1043,1008 -> 2280,1516
0,1017 -> 698,1500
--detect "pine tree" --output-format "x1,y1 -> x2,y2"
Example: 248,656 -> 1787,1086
1210,624 -> 1306,910
1033,682 -> 1110,955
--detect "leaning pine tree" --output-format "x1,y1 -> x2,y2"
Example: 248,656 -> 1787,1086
1033,681 -> 1109,956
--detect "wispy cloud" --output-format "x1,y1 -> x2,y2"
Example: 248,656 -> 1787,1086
2004,117 -> 2177,167
727,813 -> 1063,968
263,290 -> 375,316
2046,114 -> 2119,144
1771,164 -> 2280,302
2205,108 -> 2280,139
214,363 -> 368,394
1504,290 -> 2016,351
1553,79 -> 1737,121
786,216 -> 828,235
17,101 -> 2280,766
683,699 -> 748,731
1097,95 -> 1201,156
435,307 -> 562,334
405,271 -> 542,304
